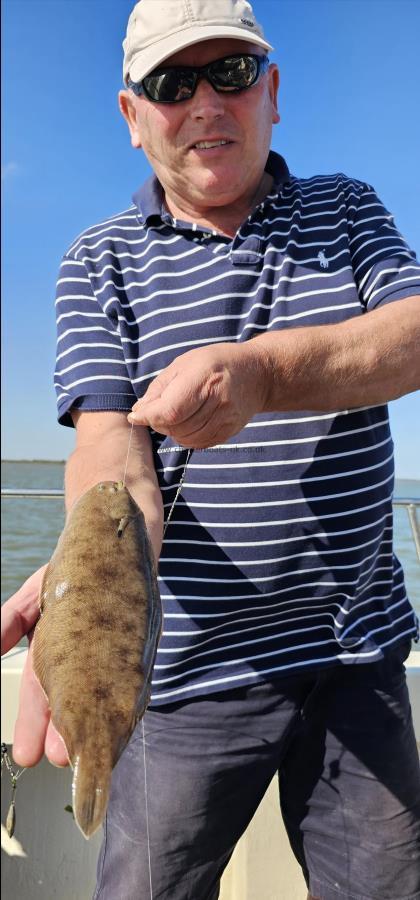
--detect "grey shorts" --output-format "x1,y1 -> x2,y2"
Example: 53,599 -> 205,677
94,640 -> 420,900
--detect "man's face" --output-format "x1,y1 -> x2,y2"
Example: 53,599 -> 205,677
119,38 -> 280,212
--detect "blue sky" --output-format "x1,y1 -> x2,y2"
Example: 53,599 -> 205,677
2,0 -> 419,475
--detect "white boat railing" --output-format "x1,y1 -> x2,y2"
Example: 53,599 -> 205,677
1,488 -> 64,499
2,490 -> 419,560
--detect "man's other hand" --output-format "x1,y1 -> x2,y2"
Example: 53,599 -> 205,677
1,566 -> 69,768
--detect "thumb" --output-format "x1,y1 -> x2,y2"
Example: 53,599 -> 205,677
1,565 -> 47,655
132,367 -> 178,409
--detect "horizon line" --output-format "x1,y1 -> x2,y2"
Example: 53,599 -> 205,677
1,459 -> 419,482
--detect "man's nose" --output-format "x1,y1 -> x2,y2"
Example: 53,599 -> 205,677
189,78 -> 225,118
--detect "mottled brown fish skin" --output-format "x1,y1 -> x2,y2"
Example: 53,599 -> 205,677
32,481 -> 162,839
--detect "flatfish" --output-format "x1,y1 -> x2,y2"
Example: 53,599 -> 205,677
32,481 -> 162,838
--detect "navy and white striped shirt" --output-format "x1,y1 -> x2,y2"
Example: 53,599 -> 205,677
55,152 -> 420,704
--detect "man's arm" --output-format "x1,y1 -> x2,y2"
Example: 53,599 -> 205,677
128,296 -> 420,448
255,294 -> 420,413
65,411 -> 163,562
3,412 -> 163,767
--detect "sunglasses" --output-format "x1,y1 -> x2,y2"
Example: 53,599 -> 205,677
127,53 -> 269,104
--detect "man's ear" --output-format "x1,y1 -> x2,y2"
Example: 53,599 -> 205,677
118,90 -> 142,148
268,64 -> 280,126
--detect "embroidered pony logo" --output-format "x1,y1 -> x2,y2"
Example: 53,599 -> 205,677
317,250 -> 329,269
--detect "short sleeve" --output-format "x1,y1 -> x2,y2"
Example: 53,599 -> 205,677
54,254 -> 138,427
349,183 -> 420,310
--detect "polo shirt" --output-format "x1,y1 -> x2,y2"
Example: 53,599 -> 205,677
54,151 -> 420,704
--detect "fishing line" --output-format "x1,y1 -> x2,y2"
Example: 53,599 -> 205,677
122,423 -> 192,533
163,448 -> 192,537
122,421 -> 135,487
122,420 -> 151,898
142,719 -> 153,900
124,432 -> 191,899
142,446 -> 191,898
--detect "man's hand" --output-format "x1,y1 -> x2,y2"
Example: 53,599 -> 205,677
128,342 -> 268,448
1,567 -> 69,768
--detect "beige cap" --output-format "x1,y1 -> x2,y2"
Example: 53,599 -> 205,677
123,0 -> 273,84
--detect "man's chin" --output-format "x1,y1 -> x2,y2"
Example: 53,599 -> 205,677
186,167 -> 246,203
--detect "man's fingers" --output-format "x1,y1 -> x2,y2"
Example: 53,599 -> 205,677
12,644 -> 50,767
45,720 -> 70,768
130,396 -> 204,432
131,366 -> 177,412
130,376 -> 212,431
1,565 -> 46,654
1,604 -> 26,656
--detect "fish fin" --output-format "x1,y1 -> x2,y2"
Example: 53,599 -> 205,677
72,752 -> 111,840
38,561 -> 53,614
32,617 -> 50,694
117,513 -> 141,537
117,515 -> 133,537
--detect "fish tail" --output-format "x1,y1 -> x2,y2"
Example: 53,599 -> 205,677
72,751 -> 111,839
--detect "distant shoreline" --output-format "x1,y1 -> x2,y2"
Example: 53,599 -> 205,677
1,460 -> 419,483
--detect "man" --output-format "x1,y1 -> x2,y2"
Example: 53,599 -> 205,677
2,1 -> 420,898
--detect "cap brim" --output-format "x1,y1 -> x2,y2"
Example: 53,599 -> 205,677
125,26 -> 273,84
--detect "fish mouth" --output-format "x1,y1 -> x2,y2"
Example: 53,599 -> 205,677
97,481 -> 125,493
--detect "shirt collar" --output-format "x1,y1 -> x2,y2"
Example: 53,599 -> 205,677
132,151 -> 290,225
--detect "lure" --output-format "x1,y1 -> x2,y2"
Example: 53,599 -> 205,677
1,743 -> 25,839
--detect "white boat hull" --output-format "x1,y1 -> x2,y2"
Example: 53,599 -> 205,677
2,648 -> 419,900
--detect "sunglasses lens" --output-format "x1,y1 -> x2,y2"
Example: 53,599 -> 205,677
210,55 -> 260,91
140,55 -> 266,103
144,69 -> 196,102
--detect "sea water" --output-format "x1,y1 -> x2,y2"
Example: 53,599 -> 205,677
1,461 -> 419,618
